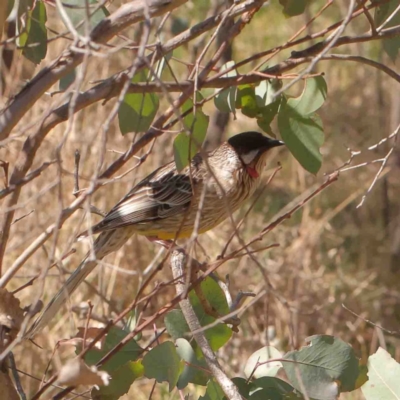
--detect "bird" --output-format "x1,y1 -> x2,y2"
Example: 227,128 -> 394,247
27,131 -> 284,337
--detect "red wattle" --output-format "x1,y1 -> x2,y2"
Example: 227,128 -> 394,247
246,166 -> 259,178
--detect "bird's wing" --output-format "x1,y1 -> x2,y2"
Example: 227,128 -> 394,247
89,162 -> 196,234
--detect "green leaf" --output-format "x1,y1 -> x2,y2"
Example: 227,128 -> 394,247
61,0 -> 109,33
230,377 -> 301,400
256,98 -> 281,136
236,85 -> 258,118
199,379 -> 225,400
173,95 -> 209,171
214,61 -> 237,114
374,1 -> 400,61
255,79 -> 281,108
244,346 -> 283,379
176,338 -> 209,389
361,347 -> 400,400
142,341 -> 184,392
232,377 -> 251,398
171,16 -> 189,35
91,361 -> 144,400
19,0 -> 47,64
152,51 -> 173,81
59,69 -> 76,91
283,335 -> 359,399
164,309 -> 189,339
278,101 -> 324,174
118,70 -> 160,135
279,0 -> 306,17
80,327 -> 143,373
165,277 -> 232,353
287,77 -> 327,116
249,377 -> 300,400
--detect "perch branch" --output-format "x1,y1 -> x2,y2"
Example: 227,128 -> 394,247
170,248 -> 242,400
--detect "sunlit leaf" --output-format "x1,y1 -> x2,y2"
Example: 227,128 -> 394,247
142,341 -> 184,392
91,361 -> 144,400
118,70 -> 160,135
19,0 -> 47,64
173,94 -> 209,171
361,347 -> 400,400
278,101 -> 324,174
236,85 -> 258,118
254,79 -> 281,108
244,346 -> 283,379
287,76 -> 327,116
78,327 -> 143,373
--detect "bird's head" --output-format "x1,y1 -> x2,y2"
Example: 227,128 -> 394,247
227,131 -> 284,178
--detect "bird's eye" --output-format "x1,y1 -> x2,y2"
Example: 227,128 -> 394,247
240,149 -> 259,165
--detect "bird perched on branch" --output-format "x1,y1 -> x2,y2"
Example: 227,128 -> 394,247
27,131 -> 284,337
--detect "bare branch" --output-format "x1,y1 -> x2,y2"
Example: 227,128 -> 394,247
0,0 -> 187,139
0,160 -> 56,200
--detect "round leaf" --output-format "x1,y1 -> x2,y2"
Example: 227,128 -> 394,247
91,361 -> 144,400
249,377 -> 299,400
79,327 -> 143,373
236,85 -> 258,118
244,346 -> 283,379
287,77 -> 327,117
199,379 -> 225,400
283,335 -> 359,399
164,277 -> 232,354
142,341 -> 183,392
175,338 -> 209,389
361,347 -> 400,400
118,71 -> 160,135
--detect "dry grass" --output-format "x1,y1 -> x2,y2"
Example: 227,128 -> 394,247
2,1 -> 400,398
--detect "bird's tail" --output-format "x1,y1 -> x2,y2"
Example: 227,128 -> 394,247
26,227 -> 135,338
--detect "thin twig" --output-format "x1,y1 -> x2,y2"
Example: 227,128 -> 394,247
342,304 -> 400,337
0,160 -> 56,200
8,352 -> 27,400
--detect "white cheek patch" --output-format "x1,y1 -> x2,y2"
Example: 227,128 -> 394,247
241,149 -> 259,165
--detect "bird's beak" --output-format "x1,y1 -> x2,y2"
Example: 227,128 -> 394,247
269,139 -> 285,148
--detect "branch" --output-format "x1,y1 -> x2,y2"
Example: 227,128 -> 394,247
0,0 -> 187,139
14,13 -> 399,152
0,0 -> 262,281
170,248 -> 242,400
0,160 -> 56,200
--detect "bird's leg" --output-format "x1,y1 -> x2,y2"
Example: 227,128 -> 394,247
145,236 -> 174,248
